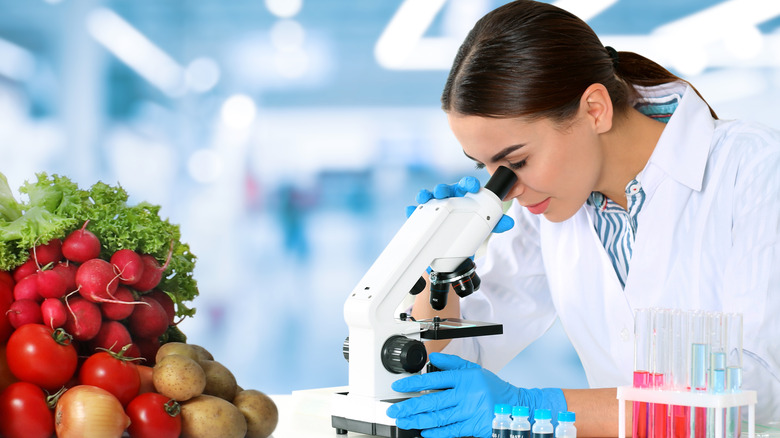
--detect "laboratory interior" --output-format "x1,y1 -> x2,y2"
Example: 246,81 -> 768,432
0,0 -> 779,437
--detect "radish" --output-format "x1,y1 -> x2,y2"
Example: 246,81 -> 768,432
7,298 -> 43,328
36,269 -> 67,299
12,258 -> 37,282
30,238 -> 63,266
110,249 -> 144,285
100,286 -> 136,321
75,258 -> 120,303
130,255 -> 164,292
90,320 -> 133,353
13,274 -> 41,302
133,336 -> 161,364
62,221 -> 102,263
128,295 -> 169,339
41,297 -> 68,329
0,270 -> 13,288
63,295 -> 102,341
149,289 -> 175,325
53,261 -> 79,293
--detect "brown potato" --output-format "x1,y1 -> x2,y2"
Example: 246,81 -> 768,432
153,354 -> 206,401
200,360 -> 238,401
181,394 -> 247,438
189,344 -> 214,361
233,389 -> 278,438
155,342 -> 201,363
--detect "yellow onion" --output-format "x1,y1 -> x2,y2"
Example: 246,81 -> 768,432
55,385 -> 130,438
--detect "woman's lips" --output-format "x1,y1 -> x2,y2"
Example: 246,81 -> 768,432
525,198 -> 551,215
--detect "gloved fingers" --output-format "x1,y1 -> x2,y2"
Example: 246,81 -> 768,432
394,405 -> 473,432
457,176 -> 481,194
415,189 -> 434,205
405,205 -> 418,218
492,214 -> 515,233
386,389 -> 457,419
420,419 -> 488,438
432,183 -> 458,199
428,352 -> 480,371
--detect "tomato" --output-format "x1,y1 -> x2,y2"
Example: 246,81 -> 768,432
136,364 -> 156,394
0,381 -> 55,438
0,345 -> 18,392
0,281 -> 14,343
78,350 -> 141,406
126,392 -> 182,438
6,324 -> 78,391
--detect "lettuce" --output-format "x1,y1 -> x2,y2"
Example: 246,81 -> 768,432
0,172 -> 198,317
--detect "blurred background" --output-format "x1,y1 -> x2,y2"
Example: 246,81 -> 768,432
0,0 -> 778,395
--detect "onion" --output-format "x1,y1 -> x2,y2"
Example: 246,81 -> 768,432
54,385 -> 130,438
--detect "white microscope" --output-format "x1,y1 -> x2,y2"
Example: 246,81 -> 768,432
331,166 -> 517,437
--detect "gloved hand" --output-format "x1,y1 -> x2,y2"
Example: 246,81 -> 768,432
386,353 -> 566,438
405,176 -> 515,233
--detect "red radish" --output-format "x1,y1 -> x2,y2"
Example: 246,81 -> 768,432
90,320 -> 133,353
111,249 -> 144,285
7,299 -> 43,328
41,297 -> 68,329
53,261 -> 78,293
12,258 -> 37,282
13,274 -> 41,302
0,270 -> 13,288
100,286 -> 137,321
0,282 -> 15,342
133,336 -> 161,364
30,238 -> 63,266
75,258 -> 120,303
36,269 -> 67,299
149,289 -> 175,324
130,255 -> 164,292
63,296 -> 102,341
62,221 -> 102,263
128,295 -> 169,339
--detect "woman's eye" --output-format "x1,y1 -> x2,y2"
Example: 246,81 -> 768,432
474,162 -> 486,170
508,159 -> 526,170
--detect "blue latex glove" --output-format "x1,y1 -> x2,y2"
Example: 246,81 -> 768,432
386,353 -> 567,438
405,176 -> 515,233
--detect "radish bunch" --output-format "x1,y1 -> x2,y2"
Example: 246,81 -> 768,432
0,222 -> 180,362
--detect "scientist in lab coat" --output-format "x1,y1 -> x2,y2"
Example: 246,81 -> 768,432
385,1 -> 780,437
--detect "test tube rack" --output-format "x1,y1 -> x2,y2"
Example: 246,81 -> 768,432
616,386 -> 757,438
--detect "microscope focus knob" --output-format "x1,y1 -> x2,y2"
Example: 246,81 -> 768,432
381,335 -> 427,374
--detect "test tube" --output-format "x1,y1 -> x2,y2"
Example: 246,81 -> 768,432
708,313 -> 726,438
670,310 -> 690,438
689,311 -> 709,438
724,313 -> 743,438
634,308 -> 652,438
651,309 -> 670,438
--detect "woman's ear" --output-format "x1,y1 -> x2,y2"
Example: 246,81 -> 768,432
581,83 -> 613,134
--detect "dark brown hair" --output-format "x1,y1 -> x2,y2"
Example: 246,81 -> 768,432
441,0 -> 717,121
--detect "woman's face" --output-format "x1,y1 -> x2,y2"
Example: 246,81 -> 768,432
448,112 -> 603,223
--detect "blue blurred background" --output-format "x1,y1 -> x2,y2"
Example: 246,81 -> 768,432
0,0 -> 778,395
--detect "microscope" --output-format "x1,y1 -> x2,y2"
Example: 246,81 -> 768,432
331,166 -> 518,437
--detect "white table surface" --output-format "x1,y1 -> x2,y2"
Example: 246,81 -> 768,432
269,386 -> 384,438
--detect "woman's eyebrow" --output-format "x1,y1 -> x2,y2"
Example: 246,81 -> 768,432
463,144 -> 526,163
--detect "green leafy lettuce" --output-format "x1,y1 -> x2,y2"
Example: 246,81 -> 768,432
0,172 -> 198,318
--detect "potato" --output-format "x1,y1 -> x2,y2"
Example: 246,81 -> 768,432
233,389 -> 278,438
156,342 -> 204,363
190,344 -> 214,361
153,354 -> 206,401
200,360 -> 238,401
181,394 -> 247,438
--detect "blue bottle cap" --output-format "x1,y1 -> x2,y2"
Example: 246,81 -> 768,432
512,406 -> 529,417
558,411 -> 575,422
534,408 -> 551,420
495,404 -> 512,414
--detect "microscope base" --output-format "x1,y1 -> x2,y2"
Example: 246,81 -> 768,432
331,391 -> 422,438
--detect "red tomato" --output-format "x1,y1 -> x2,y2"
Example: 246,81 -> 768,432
126,392 -> 182,438
5,324 -> 78,391
78,350 -> 141,406
0,281 -> 14,343
0,381 -> 55,438
0,345 -> 19,392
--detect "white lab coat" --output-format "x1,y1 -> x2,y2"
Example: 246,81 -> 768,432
443,81 -> 780,423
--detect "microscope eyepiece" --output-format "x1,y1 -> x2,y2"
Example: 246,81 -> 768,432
484,165 -> 518,201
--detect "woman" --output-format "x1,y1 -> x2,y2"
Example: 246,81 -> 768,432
385,0 -> 780,437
